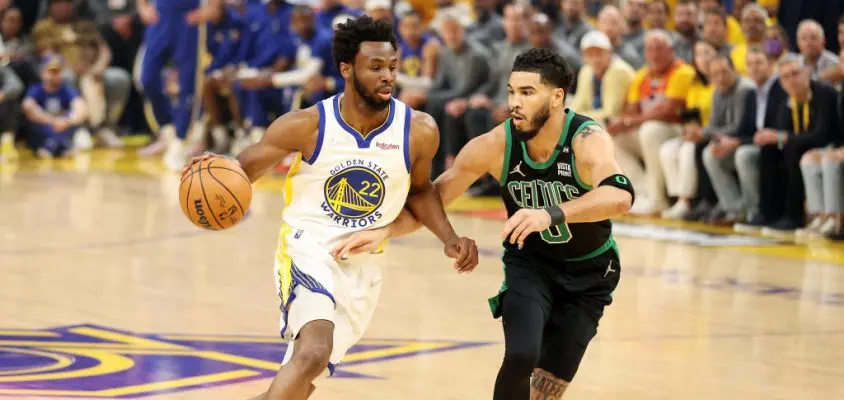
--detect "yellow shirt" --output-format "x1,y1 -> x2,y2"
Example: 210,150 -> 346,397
685,80 -> 716,126
727,16 -> 745,46
731,43 -> 748,75
627,61 -> 697,112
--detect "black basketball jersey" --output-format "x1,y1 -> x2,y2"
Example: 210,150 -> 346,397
499,109 -> 613,262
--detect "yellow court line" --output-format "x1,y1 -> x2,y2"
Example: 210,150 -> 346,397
0,369 -> 260,397
341,342 -> 454,362
157,335 -> 443,348
159,334 -> 285,343
0,341 -> 175,350
69,326 -> 188,350
0,330 -> 60,337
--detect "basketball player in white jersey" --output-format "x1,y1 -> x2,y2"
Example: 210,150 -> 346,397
183,16 -> 477,399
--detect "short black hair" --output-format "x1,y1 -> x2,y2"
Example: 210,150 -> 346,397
332,15 -> 398,69
511,48 -> 575,92
710,53 -> 735,70
703,6 -> 727,24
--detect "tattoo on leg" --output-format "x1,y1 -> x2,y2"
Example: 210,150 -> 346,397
529,369 -> 569,400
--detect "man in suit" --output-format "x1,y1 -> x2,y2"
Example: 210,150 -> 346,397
755,53 -> 840,236
709,47 -> 787,232
699,54 -> 755,226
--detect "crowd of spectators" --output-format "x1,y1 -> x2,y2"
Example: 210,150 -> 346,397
0,0 -> 840,240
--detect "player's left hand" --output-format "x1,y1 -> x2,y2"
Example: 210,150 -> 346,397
502,209 -> 552,248
444,236 -> 479,273
330,228 -> 391,260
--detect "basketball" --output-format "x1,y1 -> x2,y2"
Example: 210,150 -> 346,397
179,157 -> 252,230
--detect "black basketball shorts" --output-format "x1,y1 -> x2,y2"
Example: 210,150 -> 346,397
488,245 -> 621,382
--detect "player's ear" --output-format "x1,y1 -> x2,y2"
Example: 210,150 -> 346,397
339,62 -> 352,80
551,88 -> 565,108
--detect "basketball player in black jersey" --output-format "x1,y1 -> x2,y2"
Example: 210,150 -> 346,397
332,48 -> 634,399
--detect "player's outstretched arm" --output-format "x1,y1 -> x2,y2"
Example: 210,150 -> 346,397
181,108 -> 317,182
400,111 -> 478,270
503,125 -> 634,246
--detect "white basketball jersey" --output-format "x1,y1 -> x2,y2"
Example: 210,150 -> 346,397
282,95 -> 413,247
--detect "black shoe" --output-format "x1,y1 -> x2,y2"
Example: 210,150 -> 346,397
734,213 -> 768,233
684,201 -> 713,222
703,207 -> 726,224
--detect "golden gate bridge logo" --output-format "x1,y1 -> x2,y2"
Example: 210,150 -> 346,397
323,166 -> 385,219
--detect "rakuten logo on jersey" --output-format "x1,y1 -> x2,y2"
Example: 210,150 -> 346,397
376,142 -> 399,151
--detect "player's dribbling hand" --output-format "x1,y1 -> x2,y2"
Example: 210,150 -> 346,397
330,228 -> 391,260
502,209 -> 552,248
444,236 -> 479,273
180,152 -> 239,179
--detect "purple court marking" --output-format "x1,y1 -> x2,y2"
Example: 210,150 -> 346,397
0,324 -> 495,398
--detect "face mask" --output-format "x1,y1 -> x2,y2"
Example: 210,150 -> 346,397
764,38 -> 784,57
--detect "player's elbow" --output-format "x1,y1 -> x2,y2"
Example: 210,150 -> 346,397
610,189 -> 633,215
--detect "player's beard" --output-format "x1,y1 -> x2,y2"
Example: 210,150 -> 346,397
510,103 -> 551,141
352,71 -> 391,111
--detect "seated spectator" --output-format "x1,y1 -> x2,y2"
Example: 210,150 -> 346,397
396,10 -> 441,110
0,64 -> 24,162
763,23 -> 790,63
756,54 -> 839,236
555,0 -> 593,52
528,12 -> 582,74
700,0 -> 746,46
459,2 -> 528,195
570,30 -> 634,125
428,0 -> 474,34
796,19 -> 839,83
466,0 -> 504,52
0,7 -> 37,87
818,15 -> 844,83
88,0 -> 143,72
727,47 -> 789,232
425,13 -> 489,173
465,2 -> 528,129
730,4 -> 768,75
234,0 -> 296,147
797,49 -> 844,239
702,7 -> 742,66
21,55 -> 89,158
364,0 -> 393,23
671,0 -> 700,64
799,147 -> 844,239
33,0 -> 130,148
700,55 -> 756,225
202,0 -> 252,154
597,5 -> 642,69
662,40 -> 717,220
645,1 -> 677,43
316,0 -> 362,32
620,0 -> 646,53
607,30 -> 696,215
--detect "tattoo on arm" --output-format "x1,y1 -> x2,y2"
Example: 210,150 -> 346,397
530,369 -> 568,400
578,125 -> 599,139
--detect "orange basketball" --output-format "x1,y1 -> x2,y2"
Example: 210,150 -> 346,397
179,157 -> 252,230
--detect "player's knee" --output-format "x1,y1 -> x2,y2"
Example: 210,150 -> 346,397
293,344 -> 332,377
801,149 -> 822,165
500,347 -> 540,378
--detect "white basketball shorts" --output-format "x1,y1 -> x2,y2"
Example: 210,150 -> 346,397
273,224 -> 383,376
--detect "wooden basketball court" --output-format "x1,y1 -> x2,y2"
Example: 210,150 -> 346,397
1,150 -> 843,399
